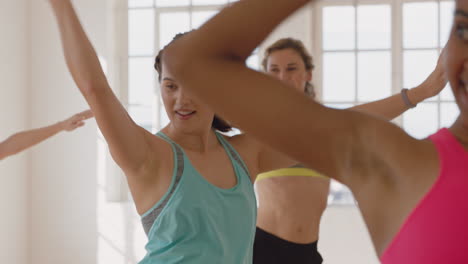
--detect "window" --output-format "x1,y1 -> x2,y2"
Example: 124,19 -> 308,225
401,1 -> 458,138
315,0 -> 456,204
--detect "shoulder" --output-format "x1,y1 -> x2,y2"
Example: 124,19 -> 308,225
222,132 -> 262,178
225,133 -> 262,154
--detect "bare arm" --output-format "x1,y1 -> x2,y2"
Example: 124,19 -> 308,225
351,53 -> 447,120
255,43 -> 447,175
47,0 -> 154,174
0,110 -> 93,160
165,0 -> 420,184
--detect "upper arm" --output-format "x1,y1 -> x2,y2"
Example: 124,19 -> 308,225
178,63 -> 419,186
341,115 -> 421,187
287,106 -> 422,187
84,85 -> 154,175
165,31 -> 420,189
257,141 -> 297,173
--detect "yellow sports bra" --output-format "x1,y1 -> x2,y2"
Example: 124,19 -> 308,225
256,167 -> 327,182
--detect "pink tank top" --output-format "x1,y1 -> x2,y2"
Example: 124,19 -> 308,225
381,128 -> 468,264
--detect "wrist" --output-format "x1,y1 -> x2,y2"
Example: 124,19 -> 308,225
406,84 -> 431,105
56,121 -> 66,132
401,88 -> 417,108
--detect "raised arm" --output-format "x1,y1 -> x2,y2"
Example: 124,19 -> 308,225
47,0 -> 153,174
164,0 -> 421,184
351,52 -> 447,120
0,110 -> 93,160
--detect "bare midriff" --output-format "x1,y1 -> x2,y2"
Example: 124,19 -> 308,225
256,176 -> 330,244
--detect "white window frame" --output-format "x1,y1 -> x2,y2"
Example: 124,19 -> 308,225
313,0 -> 454,125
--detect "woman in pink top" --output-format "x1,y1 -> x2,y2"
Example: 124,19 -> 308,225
163,0 -> 468,262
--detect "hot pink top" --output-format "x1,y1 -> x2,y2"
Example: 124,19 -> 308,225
381,128 -> 468,264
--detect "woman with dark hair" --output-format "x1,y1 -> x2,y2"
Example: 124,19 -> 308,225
165,0 -> 468,263
46,1 -> 293,263
0,109 -> 93,160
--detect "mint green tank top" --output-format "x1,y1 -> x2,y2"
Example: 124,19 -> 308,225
138,131 -> 257,264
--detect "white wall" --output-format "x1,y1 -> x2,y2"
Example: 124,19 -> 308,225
259,3 -> 314,55
319,206 -> 380,264
0,0 -> 29,263
29,1 -> 146,263
29,1 -> 99,263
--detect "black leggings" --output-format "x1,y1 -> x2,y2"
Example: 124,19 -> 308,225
253,227 -> 323,264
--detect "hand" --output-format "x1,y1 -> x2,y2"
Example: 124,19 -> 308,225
420,48 -> 449,98
60,109 -> 94,132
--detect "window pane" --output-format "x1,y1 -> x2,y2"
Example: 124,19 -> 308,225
323,6 -> 355,50
357,5 -> 391,49
246,54 -> 259,70
358,51 -> 391,102
192,10 -> 218,29
325,103 -> 354,109
128,0 -> 153,8
128,57 -> 155,106
129,9 -> 154,56
440,1 -> 456,46
403,50 -> 439,101
403,103 -> 438,139
323,52 -> 355,102
156,0 -> 189,7
441,83 -> 455,101
441,102 -> 459,127
159,105 -> 170,129
159,12 -> 190,48
193,0 -> 227,5
129,105 -> 153,131
403,2 -> 438,48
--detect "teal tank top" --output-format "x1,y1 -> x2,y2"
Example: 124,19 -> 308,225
138,131 -> 257,264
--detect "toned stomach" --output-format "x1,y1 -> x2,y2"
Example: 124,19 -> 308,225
256,176 -> 330,244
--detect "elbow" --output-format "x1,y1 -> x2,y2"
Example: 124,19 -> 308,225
79,83 -> 94,97
78,79 -> 105,99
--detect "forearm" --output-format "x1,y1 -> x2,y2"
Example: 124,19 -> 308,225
48,0 -> 108,95
350,85 -> 433,121
0,122 -> 64,160
47,0 -> 150,172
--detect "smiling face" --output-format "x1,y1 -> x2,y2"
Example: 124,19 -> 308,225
160,62 -> 216,134
445,1 -> 468,124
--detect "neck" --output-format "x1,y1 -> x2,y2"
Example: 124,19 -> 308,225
449,116 -> 468,150
164,124 -> 219,153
